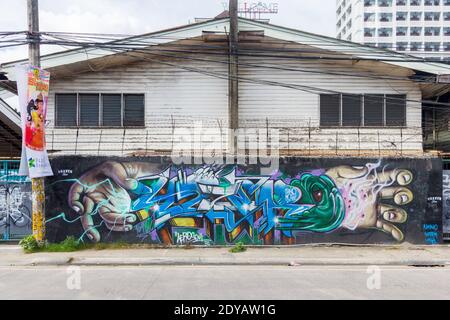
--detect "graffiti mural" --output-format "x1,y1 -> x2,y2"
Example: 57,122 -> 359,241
443,171 -> 450,239
0,183 -> 32,240
45,157 -> 443,245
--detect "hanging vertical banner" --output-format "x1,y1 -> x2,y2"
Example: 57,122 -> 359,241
16,64 -> 53,178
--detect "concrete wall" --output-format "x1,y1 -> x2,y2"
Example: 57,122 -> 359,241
45,156 -> 443,245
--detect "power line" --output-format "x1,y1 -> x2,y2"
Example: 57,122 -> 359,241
3,30 -> 450,111
5,30 -> 450,64
2,37 -> 444,85
101,46 -> 450,111
6,29 -> 450,64
23,34 -> 438,82
36,39 -> 450,64
5,36 -> 449,110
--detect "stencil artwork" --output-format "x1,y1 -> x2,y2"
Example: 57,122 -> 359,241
0,184 -> 32,239
44,158 -> 434,245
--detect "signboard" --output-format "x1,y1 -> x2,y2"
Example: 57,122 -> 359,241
16,65 -> 53,179
239,2 -> 279,13
222,1 -> 279,19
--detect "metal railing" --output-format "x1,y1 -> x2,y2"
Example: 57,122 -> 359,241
0,161 -> 29,183
45,117 -> 427,158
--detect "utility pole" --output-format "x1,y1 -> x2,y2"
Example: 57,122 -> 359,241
27,0 -> 45,242
229,0 -> 239,155
28,0 -> 40,67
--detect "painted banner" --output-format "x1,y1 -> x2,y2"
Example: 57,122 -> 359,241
16,65 -> 53,179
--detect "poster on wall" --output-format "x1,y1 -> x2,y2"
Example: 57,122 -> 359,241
16,64 -> 53,179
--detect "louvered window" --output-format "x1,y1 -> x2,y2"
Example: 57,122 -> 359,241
55,93 -> 145,127
55,94 -> 77,127
364,94 -> 384,126
342,94 -> 362,126
386,95 -> 406,127
102,94 -> 122,127
320,94 -> 340,126
124,94 -> 145,127
79,94 -> 100,127
320,93 -> 406,127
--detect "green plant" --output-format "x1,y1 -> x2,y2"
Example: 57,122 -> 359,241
45,236 -> 85,252
20,236 -> 174,253
20,236 -> 88,253
19,235 -> 42,253
229,242 -> 247,253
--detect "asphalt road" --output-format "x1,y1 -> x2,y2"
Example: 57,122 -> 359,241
0,265 -> 448,300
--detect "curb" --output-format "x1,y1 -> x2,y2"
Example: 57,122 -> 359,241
19,257 -> 450,267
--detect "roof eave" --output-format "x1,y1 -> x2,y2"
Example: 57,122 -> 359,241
0,97 -> 21,133
0,17 -> 232,81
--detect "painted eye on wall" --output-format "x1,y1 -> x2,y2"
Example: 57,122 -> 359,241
312,189 -> 323,203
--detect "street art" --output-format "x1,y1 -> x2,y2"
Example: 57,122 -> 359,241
0,183 -> 32,240
45,157 -> 443,245
443,171 -> 450,238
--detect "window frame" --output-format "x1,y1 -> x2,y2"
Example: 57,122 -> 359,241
319,93 -> 407,128
79,93 -> 101,127
55,93 -> 78,127
54,92 -> 146,128
123,93 -> 147,127
385,94 -> 407,127
101,93 -> 124,127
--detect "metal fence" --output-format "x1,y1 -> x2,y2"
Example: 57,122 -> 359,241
0,161 -> 29,183
46,123 -> 426,158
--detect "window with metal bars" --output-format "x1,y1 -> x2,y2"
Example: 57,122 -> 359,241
320,94 -> 406,127
55,94 -> 77,127
55,93 -> 145,127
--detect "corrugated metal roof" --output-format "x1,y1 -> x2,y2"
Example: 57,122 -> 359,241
0,93 -> 20,129
0,96 -> 21,159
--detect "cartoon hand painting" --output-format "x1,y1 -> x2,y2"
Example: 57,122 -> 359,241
326,165 -> 413,241
68,161 -> 160,242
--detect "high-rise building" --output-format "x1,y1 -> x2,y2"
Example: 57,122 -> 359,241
336,0 -> 450,60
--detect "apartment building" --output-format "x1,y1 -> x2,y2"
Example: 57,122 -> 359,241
337,0 -> 450,60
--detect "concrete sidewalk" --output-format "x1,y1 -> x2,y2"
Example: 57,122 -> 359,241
1,244 -> 450,267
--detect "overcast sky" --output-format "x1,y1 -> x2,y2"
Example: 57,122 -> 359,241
0,0 -> 336,64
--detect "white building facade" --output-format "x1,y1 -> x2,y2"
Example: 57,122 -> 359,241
337,0 -> 450,60
2,16 -> 450,157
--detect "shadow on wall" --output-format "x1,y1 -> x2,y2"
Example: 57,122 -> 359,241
44,157 -> 443,245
